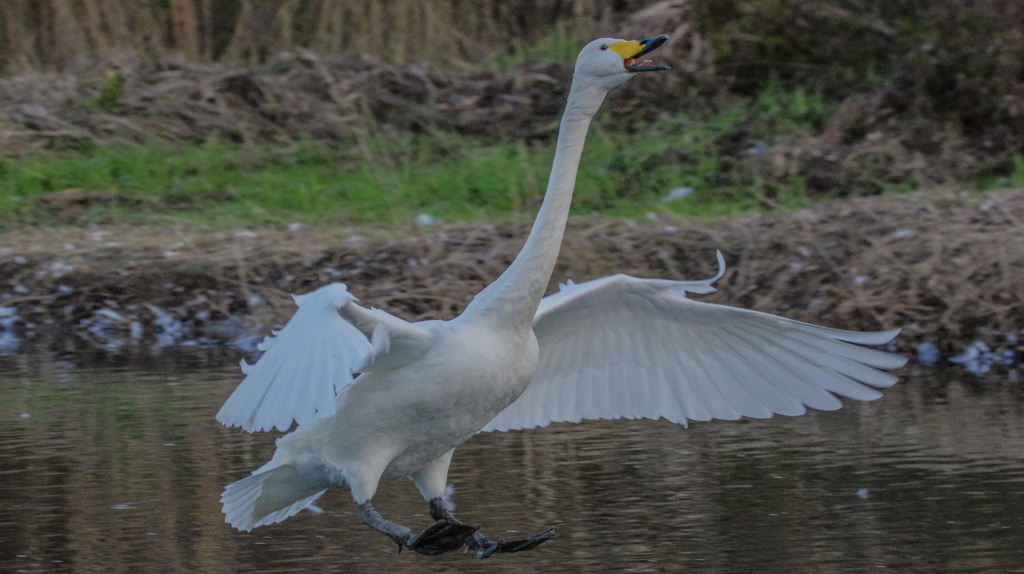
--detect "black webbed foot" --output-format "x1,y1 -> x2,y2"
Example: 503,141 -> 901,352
423,497 -> 554,558
406,520 -> 480,556
464,528 -> 556,559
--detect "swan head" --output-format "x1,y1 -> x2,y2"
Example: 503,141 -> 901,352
574,35 -> 670,91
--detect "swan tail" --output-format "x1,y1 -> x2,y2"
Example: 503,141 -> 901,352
221,465 -> 329,531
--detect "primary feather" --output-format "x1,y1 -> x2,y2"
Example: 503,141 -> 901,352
480,262 -> 904,432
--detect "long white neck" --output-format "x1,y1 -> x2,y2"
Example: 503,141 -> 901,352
460,80 -> 608,330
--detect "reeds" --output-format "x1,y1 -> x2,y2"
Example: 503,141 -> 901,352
0,0 -> 646,73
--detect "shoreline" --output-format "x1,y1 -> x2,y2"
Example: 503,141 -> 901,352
2,188 -> 1022,369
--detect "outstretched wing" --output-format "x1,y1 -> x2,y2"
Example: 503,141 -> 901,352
216,283 -> 431,432
481,254 -> 906,432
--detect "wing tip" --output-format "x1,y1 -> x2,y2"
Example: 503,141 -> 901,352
711,249 -> 726,284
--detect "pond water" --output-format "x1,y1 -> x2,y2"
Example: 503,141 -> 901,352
1,343 -> 1023,573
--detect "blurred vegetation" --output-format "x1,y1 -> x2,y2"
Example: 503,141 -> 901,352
1,0 -> 1022,228
0,0 -> 647,72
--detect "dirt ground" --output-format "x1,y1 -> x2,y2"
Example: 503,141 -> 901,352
2,187 -> 1021,365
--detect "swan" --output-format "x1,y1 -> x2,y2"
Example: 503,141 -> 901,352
216,35 -> 906,558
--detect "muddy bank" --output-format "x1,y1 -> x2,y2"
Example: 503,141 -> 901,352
1,188 -> 1021,367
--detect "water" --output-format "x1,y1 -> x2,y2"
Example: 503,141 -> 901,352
2,344 -> 1023,573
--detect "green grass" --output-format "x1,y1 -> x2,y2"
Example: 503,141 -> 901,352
0,86 -> 839,230
981,153 -> 1024,190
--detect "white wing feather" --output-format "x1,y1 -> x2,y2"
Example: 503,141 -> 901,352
216,283 -> 373,432
482,254 -> 906,432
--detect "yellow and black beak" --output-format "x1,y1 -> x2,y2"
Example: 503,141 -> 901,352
609,35 -> 671,73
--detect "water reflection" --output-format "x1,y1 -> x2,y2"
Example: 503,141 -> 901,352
1,345 -> 1022,572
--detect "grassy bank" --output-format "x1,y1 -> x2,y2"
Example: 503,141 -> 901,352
0,84 -> 854,229
8,115 -> 1022,233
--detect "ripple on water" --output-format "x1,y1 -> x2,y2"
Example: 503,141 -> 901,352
1,352 -> 1022,573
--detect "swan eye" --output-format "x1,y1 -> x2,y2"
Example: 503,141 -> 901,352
600,45 -> 608,51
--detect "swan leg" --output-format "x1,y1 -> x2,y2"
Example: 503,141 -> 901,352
357,500 -> 478,555
357,501 -> 411,548
426,497 -> 555,559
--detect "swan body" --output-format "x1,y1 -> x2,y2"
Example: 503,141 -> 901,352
217,35 -> 906,557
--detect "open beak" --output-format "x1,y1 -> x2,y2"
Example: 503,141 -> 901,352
615,35 -> 670,73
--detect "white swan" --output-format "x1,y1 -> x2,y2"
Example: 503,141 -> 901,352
216,35 -> 906,558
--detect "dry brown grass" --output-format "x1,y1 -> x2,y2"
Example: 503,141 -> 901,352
0,0 -> 647,73
2,188 -> 1021,357
0,48 -> 579,155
